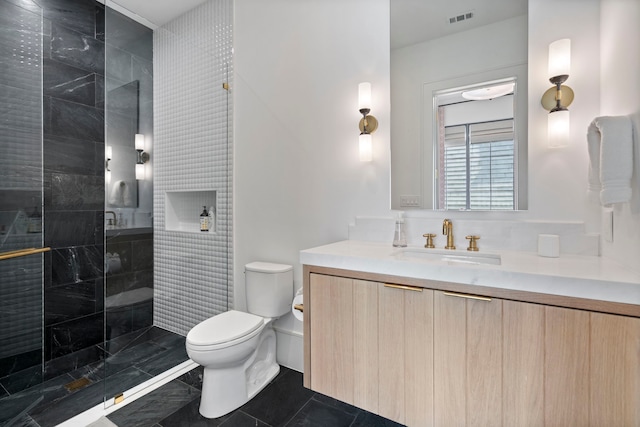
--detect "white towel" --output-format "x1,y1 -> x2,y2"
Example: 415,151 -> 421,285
586,116 -> 634,206
109,180 -> 134,207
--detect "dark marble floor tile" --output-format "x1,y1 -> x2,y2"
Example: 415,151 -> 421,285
220,411 -> 269,427
136,343 -> 189,377
31,367 -> 151,427
239,368 -> 314,427
102,341 -> 165,378
350,411 -> 406,427
107,379 -> 199,427
176,365 -> 203,390
284,398 -> 356,427
101,326 -> 154,355
0,394 -> 43,426
0,364 -> 42,394
47,312 -> 103,359
156,396 -> 229,427
310,392 -> 360,416
10,413 -> 40,427
0,373 -> 73,424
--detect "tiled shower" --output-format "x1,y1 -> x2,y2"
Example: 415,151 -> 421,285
0,0 -> 233,424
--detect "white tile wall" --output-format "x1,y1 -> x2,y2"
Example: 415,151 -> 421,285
153,0 -> 233,335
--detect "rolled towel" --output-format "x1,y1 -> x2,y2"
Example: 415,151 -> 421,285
586,116 -> 634,206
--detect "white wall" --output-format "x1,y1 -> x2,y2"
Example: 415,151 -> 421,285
234,0 -> 390,368
233,0 -> 639,370
599,0 -> 640,269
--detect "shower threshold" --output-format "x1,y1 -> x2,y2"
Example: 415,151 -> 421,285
57,359 -> 198,426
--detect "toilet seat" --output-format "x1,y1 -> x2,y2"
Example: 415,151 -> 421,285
187,310 -> 265,351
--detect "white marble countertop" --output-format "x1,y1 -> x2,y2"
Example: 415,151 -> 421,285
300,240 -> 640,306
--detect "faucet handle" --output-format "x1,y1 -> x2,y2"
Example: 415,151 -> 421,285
466,235 -> 480,251
422,233 -> 436,249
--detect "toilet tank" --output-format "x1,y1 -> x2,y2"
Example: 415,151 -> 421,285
245,262 -> 293,318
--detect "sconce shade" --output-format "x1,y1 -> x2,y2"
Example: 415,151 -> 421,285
548,109 -> 570,148
358,82 -> 372,111
106,145 -> 112,160
548,38 -> 571,79
136,163 -> 146,180
359,133 -> 372,162
135,133 -> 145,151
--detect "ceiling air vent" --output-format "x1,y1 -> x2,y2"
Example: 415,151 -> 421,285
449,11 -> 474,24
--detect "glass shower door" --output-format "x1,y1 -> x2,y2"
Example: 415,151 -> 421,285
0,0 -> 45,424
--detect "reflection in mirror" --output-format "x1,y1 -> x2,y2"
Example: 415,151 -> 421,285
106,80 -> 139,208
434,78 -> 517,210
390,0 -> 528,210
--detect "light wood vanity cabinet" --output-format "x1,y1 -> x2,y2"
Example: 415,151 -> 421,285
303,266 -> 640,427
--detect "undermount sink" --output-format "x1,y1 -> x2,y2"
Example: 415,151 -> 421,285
393,247 -> 502,266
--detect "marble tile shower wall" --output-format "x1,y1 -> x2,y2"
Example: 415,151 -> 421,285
41,0 -> 106,380
39,0 -> 153,381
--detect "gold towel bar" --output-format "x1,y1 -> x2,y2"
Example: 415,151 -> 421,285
384,283 -> 423,292
443,291 -> 492,302
0,247 -> 51,261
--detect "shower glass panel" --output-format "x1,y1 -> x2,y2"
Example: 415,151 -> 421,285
103,0 -> 232,407
0,0 -> 45,424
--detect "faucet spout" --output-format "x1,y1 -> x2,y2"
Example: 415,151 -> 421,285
105,210 -> 117,227
443,218 -> 455,250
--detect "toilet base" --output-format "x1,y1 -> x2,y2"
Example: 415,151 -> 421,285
198,328 -> 279,419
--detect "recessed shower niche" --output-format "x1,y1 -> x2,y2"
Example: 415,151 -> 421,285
165,190 -> 217,233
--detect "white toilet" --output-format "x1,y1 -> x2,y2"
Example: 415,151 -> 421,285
186,262 -> 293,418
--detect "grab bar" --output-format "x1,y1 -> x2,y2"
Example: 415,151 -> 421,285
0,247 -> 51,261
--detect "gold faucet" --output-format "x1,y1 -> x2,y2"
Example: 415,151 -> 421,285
443,219 -> 455,250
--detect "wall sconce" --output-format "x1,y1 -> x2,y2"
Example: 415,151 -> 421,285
105,145 -> 112,184
358,82 -> 378,162
541,39 -> 574,147
135,133 -> 149,180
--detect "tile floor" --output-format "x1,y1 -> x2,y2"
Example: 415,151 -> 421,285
0,327 -> 188,427
107,366 -> 405,427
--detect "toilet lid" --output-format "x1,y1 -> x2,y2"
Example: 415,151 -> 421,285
187,310 -> 264,346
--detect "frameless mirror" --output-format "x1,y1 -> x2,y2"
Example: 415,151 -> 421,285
390,0 -> 528,210
106,80 -> 139,208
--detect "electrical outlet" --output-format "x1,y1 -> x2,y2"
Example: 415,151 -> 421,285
400,195 -> 420,207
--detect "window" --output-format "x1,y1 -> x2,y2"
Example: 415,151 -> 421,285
438,119 -> 515,210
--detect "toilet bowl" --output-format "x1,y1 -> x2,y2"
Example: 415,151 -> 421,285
186,262 -> 293,418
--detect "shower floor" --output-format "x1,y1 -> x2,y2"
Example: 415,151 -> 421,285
0,326 -> 187,427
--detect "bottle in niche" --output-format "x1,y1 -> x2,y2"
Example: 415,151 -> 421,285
200,206 -> 209,232
27,206 -> 42,233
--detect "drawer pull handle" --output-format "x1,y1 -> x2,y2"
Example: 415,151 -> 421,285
293,304 -> 304,312
384,283 -> 423,292
443,291 -> 491,301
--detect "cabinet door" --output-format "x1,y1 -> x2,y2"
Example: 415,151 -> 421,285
309,273 -> 354,404
379,283 -> 434,426
502,300 -> 544,427
590,311 -> 640,426
353,279 -> 379,414
544,306 -> 590,427
434,291 -> 502,427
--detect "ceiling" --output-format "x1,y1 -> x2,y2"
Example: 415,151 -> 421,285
109,0 -> 209,27
110,0 -> 527,46
391,0 -> 528,50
